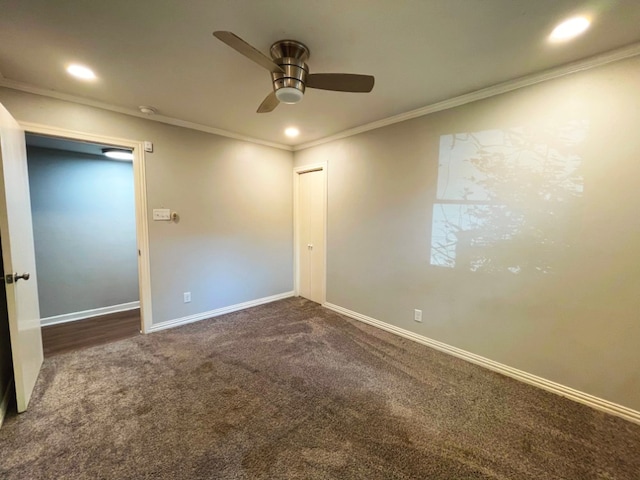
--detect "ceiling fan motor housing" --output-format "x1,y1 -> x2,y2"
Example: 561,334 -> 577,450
212,31 -> 375,113
270,40 -> 310,103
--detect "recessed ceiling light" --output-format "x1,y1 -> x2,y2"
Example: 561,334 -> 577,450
285,127 -> 300,138
102,148 -> 133,161
549,16 -> 591,42
66,64 -> 97,80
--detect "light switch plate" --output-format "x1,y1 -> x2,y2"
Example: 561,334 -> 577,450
144,141 -> 153,153
153,208 -> 171,221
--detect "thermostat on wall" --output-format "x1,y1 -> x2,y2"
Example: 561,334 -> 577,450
153,208 -> 171,221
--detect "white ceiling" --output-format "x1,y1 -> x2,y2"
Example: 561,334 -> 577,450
2,1 -> 640,148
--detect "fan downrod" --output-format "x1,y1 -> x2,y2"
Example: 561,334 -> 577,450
269,40 -> 310,62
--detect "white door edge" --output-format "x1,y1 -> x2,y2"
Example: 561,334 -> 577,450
0,106 -> 43,411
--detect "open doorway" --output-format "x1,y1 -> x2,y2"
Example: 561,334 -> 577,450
25,133 -> 142,356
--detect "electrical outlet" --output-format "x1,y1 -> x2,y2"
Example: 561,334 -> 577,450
184,292 -> 191,303
414,309 -> 422,322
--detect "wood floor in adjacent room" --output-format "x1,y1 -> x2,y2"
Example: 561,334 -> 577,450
41,308 -> 141,357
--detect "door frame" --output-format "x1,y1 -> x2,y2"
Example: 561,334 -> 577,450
19,122 -> 153,333
293,162 -> 327,304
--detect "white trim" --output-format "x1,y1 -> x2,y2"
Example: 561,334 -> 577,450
324,302 -> 640,426
294,42 -> 640,151
148,291 -> 295,333
0,378 -> 13,429
19,122 -> 154,333
0,79 -> 292,152
21,122 -> 141,151
293,163 -> 327,303
3,44 -> 639,154
130,136 -> 153,334
40,301 -> 140,326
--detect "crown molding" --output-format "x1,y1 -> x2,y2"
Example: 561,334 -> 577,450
2,42 -> 639,154
0,78 -> 293,152
294,41 -> 640,151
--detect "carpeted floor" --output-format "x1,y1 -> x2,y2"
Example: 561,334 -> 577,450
1,298 -> 639,479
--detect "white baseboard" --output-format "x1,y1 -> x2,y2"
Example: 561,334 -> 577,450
40,301 -> 140,326
0,378 -> 13,429
324,302 -> 640,426
148,291 -> 295,333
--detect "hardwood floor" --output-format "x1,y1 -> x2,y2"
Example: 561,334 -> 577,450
41,308 -> 141,357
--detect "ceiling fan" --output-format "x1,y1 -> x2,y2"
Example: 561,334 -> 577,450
213,31 -> 375,113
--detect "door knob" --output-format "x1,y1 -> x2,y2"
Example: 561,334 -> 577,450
307,244 -> 313,250
5,272 -> 30,284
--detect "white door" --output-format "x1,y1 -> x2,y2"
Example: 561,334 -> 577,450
0,102 -> 43,412
297,168 -> 325,303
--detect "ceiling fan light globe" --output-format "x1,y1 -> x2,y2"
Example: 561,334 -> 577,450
276,87 -> 304,104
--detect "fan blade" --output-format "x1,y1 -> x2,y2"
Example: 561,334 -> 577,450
307,74 -> 374,92
213,31 -> 284,74
257,91 -> 280,113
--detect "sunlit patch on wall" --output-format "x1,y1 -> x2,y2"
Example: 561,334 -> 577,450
430,120 -> 588,273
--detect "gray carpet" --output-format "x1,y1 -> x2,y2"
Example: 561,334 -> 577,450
1,298 -> 638,479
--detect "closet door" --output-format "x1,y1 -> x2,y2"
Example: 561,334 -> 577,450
297,168 -> 325,303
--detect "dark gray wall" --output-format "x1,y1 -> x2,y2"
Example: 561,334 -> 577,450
27,147 -> 138,318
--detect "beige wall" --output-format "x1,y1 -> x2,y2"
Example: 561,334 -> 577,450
3,55 -> 638,411
294,56 -> 640,411
0,88 -> 294,326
